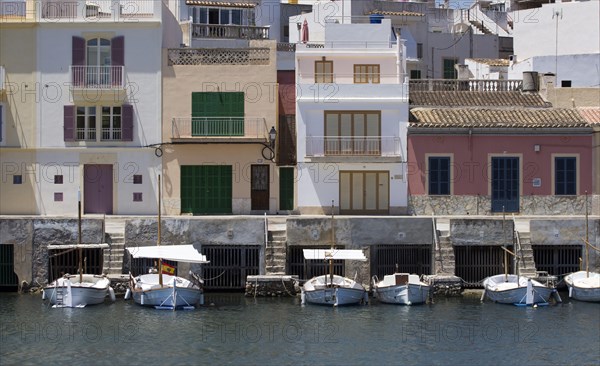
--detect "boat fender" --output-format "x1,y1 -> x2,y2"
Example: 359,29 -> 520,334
124,288 -> 131,300
42,290 -> 46,300
109,287 -> 116,302
568,286 -> 573,298
363,291 -> 369,305
300,290 -> 306,305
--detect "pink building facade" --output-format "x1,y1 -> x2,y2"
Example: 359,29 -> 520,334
407,80 -> 594,215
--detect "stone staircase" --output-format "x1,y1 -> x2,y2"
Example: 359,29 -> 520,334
513,219 -> 537,278
265,217 -> 287,275
434,218 -> 455,275
103,218 -> 127,276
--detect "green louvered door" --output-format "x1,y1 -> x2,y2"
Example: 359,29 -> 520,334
191,92 -> 244,136
181,165 -> 232,214
279,167 -> 294,211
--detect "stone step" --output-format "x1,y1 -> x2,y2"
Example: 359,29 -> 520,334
268,223 -> 287,232
265,265 -> 286,273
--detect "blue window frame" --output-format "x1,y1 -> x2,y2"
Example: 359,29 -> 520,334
428,157 -> 450,195
555,157 -> 576,195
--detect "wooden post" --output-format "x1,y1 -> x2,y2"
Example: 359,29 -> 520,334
78,189 -> 83,284
585,191 -> 589,278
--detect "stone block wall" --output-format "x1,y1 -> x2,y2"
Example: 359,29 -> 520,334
0,218 -> 104,288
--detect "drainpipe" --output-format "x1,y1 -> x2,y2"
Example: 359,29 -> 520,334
397,37 -> 405,84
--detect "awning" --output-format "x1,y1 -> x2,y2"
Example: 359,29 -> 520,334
303,249 -> 367,261
127,245 -> 209,264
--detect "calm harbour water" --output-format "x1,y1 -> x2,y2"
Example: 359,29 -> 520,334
0,291 -> 599,366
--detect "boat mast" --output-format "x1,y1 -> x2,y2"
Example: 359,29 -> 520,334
585,191 -> 589,278
503,207 -> 508,282
330,200 -> 334,285
158,174 -> 163,287
78,188 -> 83,284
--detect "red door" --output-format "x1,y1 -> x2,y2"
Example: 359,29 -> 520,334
84,164 -> 113,214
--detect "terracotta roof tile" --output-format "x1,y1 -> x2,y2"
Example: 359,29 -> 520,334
466,58 -> 510,67
409,108 -> 589,128
409,91 -> 550,108
577,107 -> 600,125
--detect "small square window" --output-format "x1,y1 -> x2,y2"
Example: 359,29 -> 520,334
54,175 -> 63,184
13,175 -> 22,184
561,80 -> 572,87
133,192 -> 143,202
133,175 -> 142,184
54,192 -> 63,202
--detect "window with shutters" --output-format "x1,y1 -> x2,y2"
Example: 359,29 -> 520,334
353,65 -> 380,84
66,104 -> 133,142
72,36 -> 124,89
554,156 -> 578,195
315,59 -> 333,83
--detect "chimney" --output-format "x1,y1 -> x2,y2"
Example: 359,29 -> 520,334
456,64 -> 470,80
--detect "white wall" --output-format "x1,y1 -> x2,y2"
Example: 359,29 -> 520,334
36,25 -> 162,148
512,1 -> 600,60
35,150 -> 161,215
508,54 -> 600,87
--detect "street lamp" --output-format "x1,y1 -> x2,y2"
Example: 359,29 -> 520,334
269,126 -> 277,149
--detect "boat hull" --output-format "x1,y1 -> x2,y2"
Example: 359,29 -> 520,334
302,287 -> 366,306
565,271 -> 600,302
132,286 -> 204,308
374,283 -> 430,305
483,275 -> 554,305
43,276 -> 112,307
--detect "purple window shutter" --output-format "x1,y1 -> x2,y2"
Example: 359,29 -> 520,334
72,36 -> 85,87
64,105 -> 75,142
72,36 -> 85,66
111,36 -> 124,66
0,105 -> 3,142
111,36 -> 124,87
122,104 -> 133,141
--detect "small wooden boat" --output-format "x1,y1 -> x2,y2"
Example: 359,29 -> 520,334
564,271 -> 600,302
43,273 -> 115,308
483,274 -> 555,306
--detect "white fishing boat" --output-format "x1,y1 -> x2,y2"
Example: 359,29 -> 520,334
124,175 -> 209,310
125,245 -> 209,309
564,271 -> 600,302
372,273 -> 430,305
42,193 -> 115,308
301,249 -> 368,306
43,273 -> 115,308
483,274 -> 555,306
564,201 -> 600,302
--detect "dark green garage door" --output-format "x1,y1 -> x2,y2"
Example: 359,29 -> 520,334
181,165 -> 232,214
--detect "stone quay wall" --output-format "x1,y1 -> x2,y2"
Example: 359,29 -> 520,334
0,217 -> 104,290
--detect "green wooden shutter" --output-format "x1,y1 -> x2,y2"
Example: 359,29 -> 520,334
181,165 -> 232,214
279,167 -> 294,211
191,92 -> 244,136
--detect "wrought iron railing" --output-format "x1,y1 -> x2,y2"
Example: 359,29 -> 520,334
172,117 -> 268,139
191,24 -> 269,40
306,136 -> 402,157
410,79 -> 522,92
167,48 -> 270,66
70,66 -> 125,89
41,0 -> 156,19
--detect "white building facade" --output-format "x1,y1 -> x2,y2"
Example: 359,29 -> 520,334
295,15 -> 409,215
1,1 -> 163,215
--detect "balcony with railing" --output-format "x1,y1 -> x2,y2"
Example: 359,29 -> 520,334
297,73 -> 408,103
306,136 -> 402,158
167,48 -> 270,66
39,0 -> 160,21
70,66 -> 125,89
172,117 -> 269,143
410,79 -> 523,92
192,24 -> 269,40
